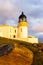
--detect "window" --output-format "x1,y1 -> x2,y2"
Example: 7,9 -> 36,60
15,30 -> 16,33
20,18 -> 22,22
21,28 -> 22,32
10,29 -> 11,32
23,18 -> 26,21
14,35 -> 16,38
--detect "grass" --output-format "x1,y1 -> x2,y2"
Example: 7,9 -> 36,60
0,37 -> 43,65
18,42 -> 43,65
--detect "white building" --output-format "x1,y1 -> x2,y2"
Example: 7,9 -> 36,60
0,12 -> 38,43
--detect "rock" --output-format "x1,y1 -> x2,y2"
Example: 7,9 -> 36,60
0,44 -> 14,56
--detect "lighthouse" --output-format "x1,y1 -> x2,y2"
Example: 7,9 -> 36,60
0,12 -> 38,43
17,12 -> 28,38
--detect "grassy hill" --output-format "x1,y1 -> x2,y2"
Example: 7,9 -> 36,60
0,43 -> 33,65
0,38 -> 43,65
19,42 -> 43,65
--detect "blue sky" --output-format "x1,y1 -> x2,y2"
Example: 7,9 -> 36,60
0,0 -> 43,36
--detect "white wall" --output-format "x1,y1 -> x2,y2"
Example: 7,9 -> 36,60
0,25 -> 17,38
0,26 -> 10,38
18,26 -> 28,38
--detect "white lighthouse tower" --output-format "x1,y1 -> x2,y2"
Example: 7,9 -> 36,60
17,12 -> 28,38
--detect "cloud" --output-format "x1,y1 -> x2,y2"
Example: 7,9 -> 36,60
0,0 -> 43,35
6,19 -> 17,26
0,0 -> 19,24
12,0 -> 43,33
28,18 -> 43,32
29,6 -> 43,18
31,24 -> 43,32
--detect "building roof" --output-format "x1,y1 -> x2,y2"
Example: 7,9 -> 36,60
19,12 -> 26,19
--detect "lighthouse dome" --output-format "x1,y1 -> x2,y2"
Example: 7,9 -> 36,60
19,12 -> 27,22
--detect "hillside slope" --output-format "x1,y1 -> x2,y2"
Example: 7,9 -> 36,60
0,41 -> 43,65
0,43 -> 33,65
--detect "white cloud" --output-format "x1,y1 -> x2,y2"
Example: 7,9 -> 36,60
0,0 -> 43,34
31,24 -> 43,32
6,19 -> 17,26
0,0 -> 19,24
